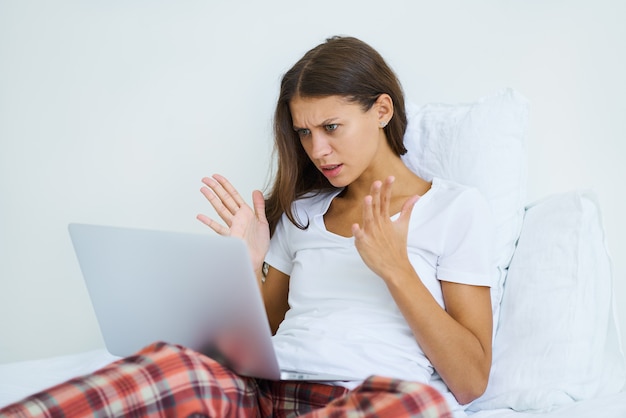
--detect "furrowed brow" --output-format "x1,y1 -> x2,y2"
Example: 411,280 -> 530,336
293,118 -> 339,131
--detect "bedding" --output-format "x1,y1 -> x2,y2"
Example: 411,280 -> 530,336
1,90 -> 624,417
0,349 -> 119,408
1,349 -> 625,417
469,391 -> 626,418
402,90 -> 625,415
470,191 -> 626,412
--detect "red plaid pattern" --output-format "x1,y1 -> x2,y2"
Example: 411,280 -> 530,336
0,342 -> 451,418
308,377 -> 452,418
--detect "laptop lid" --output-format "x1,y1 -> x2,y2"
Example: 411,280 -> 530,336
68,223 -> 282,380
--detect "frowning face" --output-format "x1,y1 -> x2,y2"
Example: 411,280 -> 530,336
290,95 -> 390,188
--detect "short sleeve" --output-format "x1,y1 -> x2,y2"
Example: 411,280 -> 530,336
437,188 -> 495,287
265,214 -> 294,276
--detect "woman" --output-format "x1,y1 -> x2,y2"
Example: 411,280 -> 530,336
0,36 -> 493,418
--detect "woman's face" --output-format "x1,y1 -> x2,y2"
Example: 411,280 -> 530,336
289,95 -> 389,188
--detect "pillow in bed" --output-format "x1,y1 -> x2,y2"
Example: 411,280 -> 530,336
469,191 -> 626,412
401,88 -> 529,328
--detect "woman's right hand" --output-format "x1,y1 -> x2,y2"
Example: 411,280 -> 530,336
197,174 -> 270,274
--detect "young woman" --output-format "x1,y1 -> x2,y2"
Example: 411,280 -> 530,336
0,36 -> 493,418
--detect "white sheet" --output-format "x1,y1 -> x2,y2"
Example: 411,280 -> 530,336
1,350 -> 625,417
0,349 -> 119,408
468,391 -> 626,418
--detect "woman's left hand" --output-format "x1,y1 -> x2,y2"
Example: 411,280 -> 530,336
354,177 -> 493,404
352,176 -> 420,282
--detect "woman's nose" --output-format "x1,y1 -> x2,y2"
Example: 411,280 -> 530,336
310,133 -> 332,159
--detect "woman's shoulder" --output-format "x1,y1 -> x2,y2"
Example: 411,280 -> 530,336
427,177 -> 489,209
431,177 -> 472,192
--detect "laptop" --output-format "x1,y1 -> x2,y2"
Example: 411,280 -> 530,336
68,223 -> 358,382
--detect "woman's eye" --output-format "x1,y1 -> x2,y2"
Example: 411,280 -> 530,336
297,128 -> 310,137
324,124 -> 338,132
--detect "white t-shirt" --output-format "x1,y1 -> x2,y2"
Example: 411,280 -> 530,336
266,177 -> 494,392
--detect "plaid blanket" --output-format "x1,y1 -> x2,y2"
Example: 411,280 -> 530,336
0,342 -> 451,417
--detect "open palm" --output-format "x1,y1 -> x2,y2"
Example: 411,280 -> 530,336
197,174 -> 270,272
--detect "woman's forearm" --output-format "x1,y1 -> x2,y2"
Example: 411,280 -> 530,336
383,266 -> 493,404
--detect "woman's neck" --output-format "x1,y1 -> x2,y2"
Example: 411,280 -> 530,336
341,155 -> 428,203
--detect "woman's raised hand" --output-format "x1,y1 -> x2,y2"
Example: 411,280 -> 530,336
197,174 -> 270,273
351,176 -> 420,282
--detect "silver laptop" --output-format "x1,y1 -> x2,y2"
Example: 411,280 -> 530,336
68,223 -> 358,382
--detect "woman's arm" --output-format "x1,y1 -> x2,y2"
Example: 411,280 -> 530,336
352,177 -> 492,404
197,175 -> 290,334
386,274 -> 492,404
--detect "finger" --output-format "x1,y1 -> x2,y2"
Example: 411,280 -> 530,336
201,176 -> 241,215
361,194 -> 374,231
369,180 -> 382,216
212,174 -> 246,208
380,176 -> 394,217
201,176 -> 239,214
200,186 -> 234,226
252,190 -> 268,224
398,194 -> 420,223
196,214 -> 230,236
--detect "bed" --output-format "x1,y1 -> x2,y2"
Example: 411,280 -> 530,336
1,89 -> 625,417
1,350 -> 625,417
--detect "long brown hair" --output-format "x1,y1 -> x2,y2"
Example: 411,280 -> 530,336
265,36 -> 408,235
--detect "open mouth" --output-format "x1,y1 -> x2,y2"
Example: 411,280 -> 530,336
320,164 -> 343,178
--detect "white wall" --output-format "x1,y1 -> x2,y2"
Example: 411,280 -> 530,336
1,0 -> 625,363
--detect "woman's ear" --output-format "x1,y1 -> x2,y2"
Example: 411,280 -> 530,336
375,94 -> 394,127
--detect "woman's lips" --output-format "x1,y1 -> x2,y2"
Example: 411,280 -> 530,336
320,164 -> 343,178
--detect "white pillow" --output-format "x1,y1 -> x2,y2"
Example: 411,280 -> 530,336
469,191 -> 626,412
402,88 -> 529,327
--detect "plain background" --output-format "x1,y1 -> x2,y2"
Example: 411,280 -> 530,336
1,0 -> 625,363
